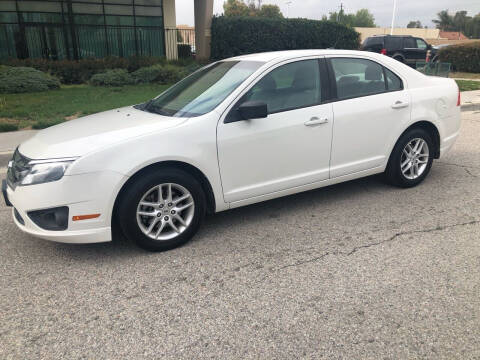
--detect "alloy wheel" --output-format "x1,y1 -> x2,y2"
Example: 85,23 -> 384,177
136,183 -> 195,241
400,138 -> 430,180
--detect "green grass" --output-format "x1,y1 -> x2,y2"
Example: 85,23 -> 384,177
0,83 -> 170,132
450,72 -> 480,80
456,79 -> 480,92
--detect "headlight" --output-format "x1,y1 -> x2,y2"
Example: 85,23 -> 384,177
19,160 -> 75,186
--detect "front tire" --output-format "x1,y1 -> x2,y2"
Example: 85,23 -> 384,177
118,168 -> 206,251
385,128 -> 434,188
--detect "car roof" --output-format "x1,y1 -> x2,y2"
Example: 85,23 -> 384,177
227,49 -> 384,63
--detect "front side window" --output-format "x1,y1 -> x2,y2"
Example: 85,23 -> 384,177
241,59 -> 321,114
330,58 -> 386,99
144,61 -> 263,117
416,39 -> 428,50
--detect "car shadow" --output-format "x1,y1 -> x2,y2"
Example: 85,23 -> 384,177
43,174 -> 391,261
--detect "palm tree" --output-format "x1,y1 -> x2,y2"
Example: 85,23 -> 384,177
433,10 -> 454,30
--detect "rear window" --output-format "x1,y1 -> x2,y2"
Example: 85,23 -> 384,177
385,37 -> 403,50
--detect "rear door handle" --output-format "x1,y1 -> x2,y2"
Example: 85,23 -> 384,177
305,117 -> 328,126
391,101 -> 409,109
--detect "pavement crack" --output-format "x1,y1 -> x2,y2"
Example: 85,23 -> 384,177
437,161 -> 480,170
279,220 -> 480,270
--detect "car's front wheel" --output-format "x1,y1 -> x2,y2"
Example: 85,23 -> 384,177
385,128 -> 434,188
118,168 -> 206,251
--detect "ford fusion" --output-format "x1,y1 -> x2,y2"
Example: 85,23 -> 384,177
2,50 -> 461,251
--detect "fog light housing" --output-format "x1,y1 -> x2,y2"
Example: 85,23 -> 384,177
28,206 -> 69,231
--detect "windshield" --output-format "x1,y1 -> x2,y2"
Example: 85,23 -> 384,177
144,61 -> 264,117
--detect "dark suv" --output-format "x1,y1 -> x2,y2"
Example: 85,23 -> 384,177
361,35 -> 433,66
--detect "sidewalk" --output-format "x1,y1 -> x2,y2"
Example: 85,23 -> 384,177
0,129 -> 38,154
461,90 -> 480,111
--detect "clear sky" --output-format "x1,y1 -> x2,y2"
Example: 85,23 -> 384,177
175,0 -> 480,28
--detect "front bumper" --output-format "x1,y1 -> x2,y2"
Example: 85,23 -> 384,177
4,171 -> 127,244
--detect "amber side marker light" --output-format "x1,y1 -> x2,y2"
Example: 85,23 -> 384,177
72,214 -> 101,221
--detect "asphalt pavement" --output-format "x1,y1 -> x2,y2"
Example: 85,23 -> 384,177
1,111 -> 480,359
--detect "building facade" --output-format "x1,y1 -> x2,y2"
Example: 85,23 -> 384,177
0,0 -> 177,60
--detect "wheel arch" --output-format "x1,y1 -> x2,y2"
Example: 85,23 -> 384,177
390,121 -> 441,162
112,161 -> 216,228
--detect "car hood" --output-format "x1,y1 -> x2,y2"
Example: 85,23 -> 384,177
19,106 -> 187,159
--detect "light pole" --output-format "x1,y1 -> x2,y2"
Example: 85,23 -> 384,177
390,0 -> 397,35
286,1 -> 292,18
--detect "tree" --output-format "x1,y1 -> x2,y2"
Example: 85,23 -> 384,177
407,20 -> 423,28
223,0 -> 250,17
223,0 -> 283,18
432,10 -> 454,30
353,9 -> 375,27
329,8 -> 375,27
257,4 -> 283,18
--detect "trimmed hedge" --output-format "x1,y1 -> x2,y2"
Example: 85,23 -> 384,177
0,66 -> 60,93
131,64 -> 187,84
211,16 -> 360,60
438,42 -> 480,73
90,69 -> 135,86
0,56 -> 166,84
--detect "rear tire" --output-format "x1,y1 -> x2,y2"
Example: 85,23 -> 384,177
118,168 -> 206,251
385,128 -> 434,188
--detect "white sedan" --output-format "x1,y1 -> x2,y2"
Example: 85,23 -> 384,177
2,50 -> 461,251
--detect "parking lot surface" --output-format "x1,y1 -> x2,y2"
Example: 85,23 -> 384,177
1,111 -> 479,359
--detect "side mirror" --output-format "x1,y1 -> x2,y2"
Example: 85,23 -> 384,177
238,101 -> 268,120
427,44 -> 432,50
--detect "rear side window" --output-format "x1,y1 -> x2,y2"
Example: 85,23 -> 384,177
385,68 -> 403,91
404,37 -> 416,48
330,58 -> 386,99
385,37 -> 403,50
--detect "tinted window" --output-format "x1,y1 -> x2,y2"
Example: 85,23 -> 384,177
242,59 -> 321,114
330,58 -> 386,99
416,38 -> 427,50
365,37 -> 383,46
145,61 -> 263,117
404,37 -> 416,48
385,68 -> 403,91
385,37 -> 403,50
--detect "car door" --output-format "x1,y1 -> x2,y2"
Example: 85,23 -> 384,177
327,56 -> 410,178
217,58 -> 333,203
403,37 -> 426,65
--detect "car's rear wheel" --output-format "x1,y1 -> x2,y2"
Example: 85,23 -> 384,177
118,168 -> 206,251
385,128 -> 434,188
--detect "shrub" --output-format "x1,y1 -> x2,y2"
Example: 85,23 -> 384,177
178,44 -> 193,59
0,67 -> 60,93
211,16 -> 360,60
132,65 -> 164,84
0,123 -> 19,132
0,56 -> 166,84
90,69 -> 135,86
132,64 -> 190,84
438,42 -> 480,73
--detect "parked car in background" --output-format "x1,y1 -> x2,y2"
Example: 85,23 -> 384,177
3,50 -> 461,252
361,35 -> 433,66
